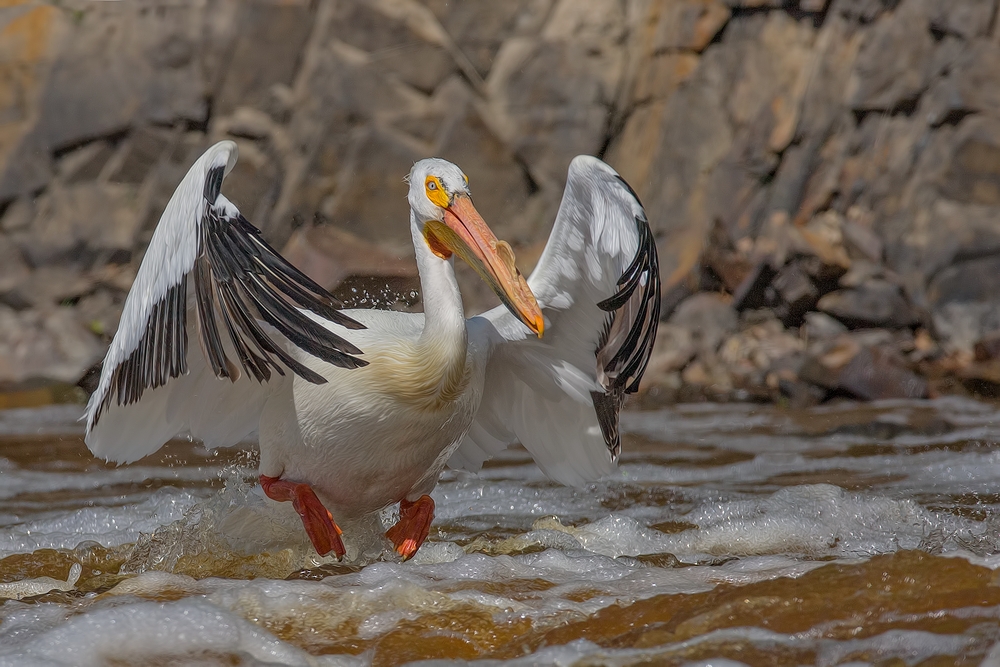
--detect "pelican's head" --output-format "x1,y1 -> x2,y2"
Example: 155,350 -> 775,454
407,158 -> 544,337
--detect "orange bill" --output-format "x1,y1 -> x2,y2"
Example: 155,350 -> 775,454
424,194 -> 544,337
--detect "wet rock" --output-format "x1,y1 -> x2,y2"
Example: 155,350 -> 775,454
838,348 -> 927,401
800,335 -> 928,400
818,280 -> 920,329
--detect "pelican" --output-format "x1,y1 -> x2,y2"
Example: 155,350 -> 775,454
84,141 -> 660,560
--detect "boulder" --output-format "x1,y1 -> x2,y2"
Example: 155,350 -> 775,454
0,305 -> 104,386
669,293 -> 739,355
818,280 -> 920,329
0,2 -> 209,200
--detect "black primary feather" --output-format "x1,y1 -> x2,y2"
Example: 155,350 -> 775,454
591,185 -> 661,461
91,185 -> 367,427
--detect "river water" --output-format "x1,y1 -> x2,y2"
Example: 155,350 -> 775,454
2,398 -> 1000,665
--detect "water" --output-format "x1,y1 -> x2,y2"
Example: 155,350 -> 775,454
3,398 -> 1000,665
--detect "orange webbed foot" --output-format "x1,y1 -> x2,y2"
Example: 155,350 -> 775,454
385,495 -> 435,561
260,475 -> 346,559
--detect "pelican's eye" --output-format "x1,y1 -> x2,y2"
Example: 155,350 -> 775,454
425,176 -> 449,208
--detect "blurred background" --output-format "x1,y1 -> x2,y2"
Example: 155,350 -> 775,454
2,0 -> 1000,408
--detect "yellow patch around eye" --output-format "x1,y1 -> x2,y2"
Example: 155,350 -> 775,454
425,176 -> 450,208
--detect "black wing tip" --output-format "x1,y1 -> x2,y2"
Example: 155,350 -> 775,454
197,204 -> 367,385
204,165 -> 225,202
595,209 -> 661,396
591,389 -> 623,461
96,277 -> 190,421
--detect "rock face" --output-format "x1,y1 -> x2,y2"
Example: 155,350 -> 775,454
2,0 -> 1000,402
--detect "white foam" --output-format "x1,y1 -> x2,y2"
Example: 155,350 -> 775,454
0,598 -> 362,667
1,399 -> 1000,665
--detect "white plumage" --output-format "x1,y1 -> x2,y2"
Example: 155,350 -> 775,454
84,143 -> 659,559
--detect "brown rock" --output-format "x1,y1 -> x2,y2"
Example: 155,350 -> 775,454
1,265 -> 97,310
651,1 -> 731,53
0,235 -> 29,294
932,302 -> 1000,355
928,255 -> 1000,308
718,317 -> 805,375
12,181 -> 146,267
772,260 -> 820,325
433,84 -> 533,241
486,0 -> 625,192
926,0 -> 997,40
423,0 -> 549,79
317,126 -> 424,254
214,2 -> 314,116
486,36 -> 618,193
838,346 -> 927,400
281,225 -> 417,292
802,311 -> 849,340
0,305 -> 104,385
846,1 -> 936,112
800,336 -> 928,400
328,0 -> 455,94
0,2 -> 209,200
669,293 -> 739,355
818,280 -> 919,329
644,325 -> 697,377
841,213 -> 883,263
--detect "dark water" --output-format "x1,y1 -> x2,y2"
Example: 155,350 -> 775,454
2,398 -> 1000,665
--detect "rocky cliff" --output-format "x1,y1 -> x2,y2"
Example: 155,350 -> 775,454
2,0 -> 1000,405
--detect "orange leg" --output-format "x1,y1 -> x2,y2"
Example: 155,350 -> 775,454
260,475 -> 346,559
385,495 -> 435,561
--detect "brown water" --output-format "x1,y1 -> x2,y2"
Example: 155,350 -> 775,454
2,398 -> 1000,666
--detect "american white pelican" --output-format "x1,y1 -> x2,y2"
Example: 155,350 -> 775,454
84,141 -> 660,560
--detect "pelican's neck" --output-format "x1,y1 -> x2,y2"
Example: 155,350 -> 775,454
411,215 -> 466,349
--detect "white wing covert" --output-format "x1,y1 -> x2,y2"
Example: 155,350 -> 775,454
451,156 -> 660,485
85,141 -> 366,463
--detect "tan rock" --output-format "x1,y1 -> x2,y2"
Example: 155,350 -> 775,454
651,0 -> 731,53
281,225 -> 417,292
0,305 -> 104,385
846,1 -> 936,111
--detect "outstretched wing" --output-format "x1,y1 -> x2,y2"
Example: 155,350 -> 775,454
451,155 -> 660,485
85,141 -> 366,463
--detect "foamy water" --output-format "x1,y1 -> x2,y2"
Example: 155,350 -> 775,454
3,399 -> 1000,665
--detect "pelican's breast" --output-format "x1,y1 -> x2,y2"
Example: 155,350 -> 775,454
304,308 -> 473,412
